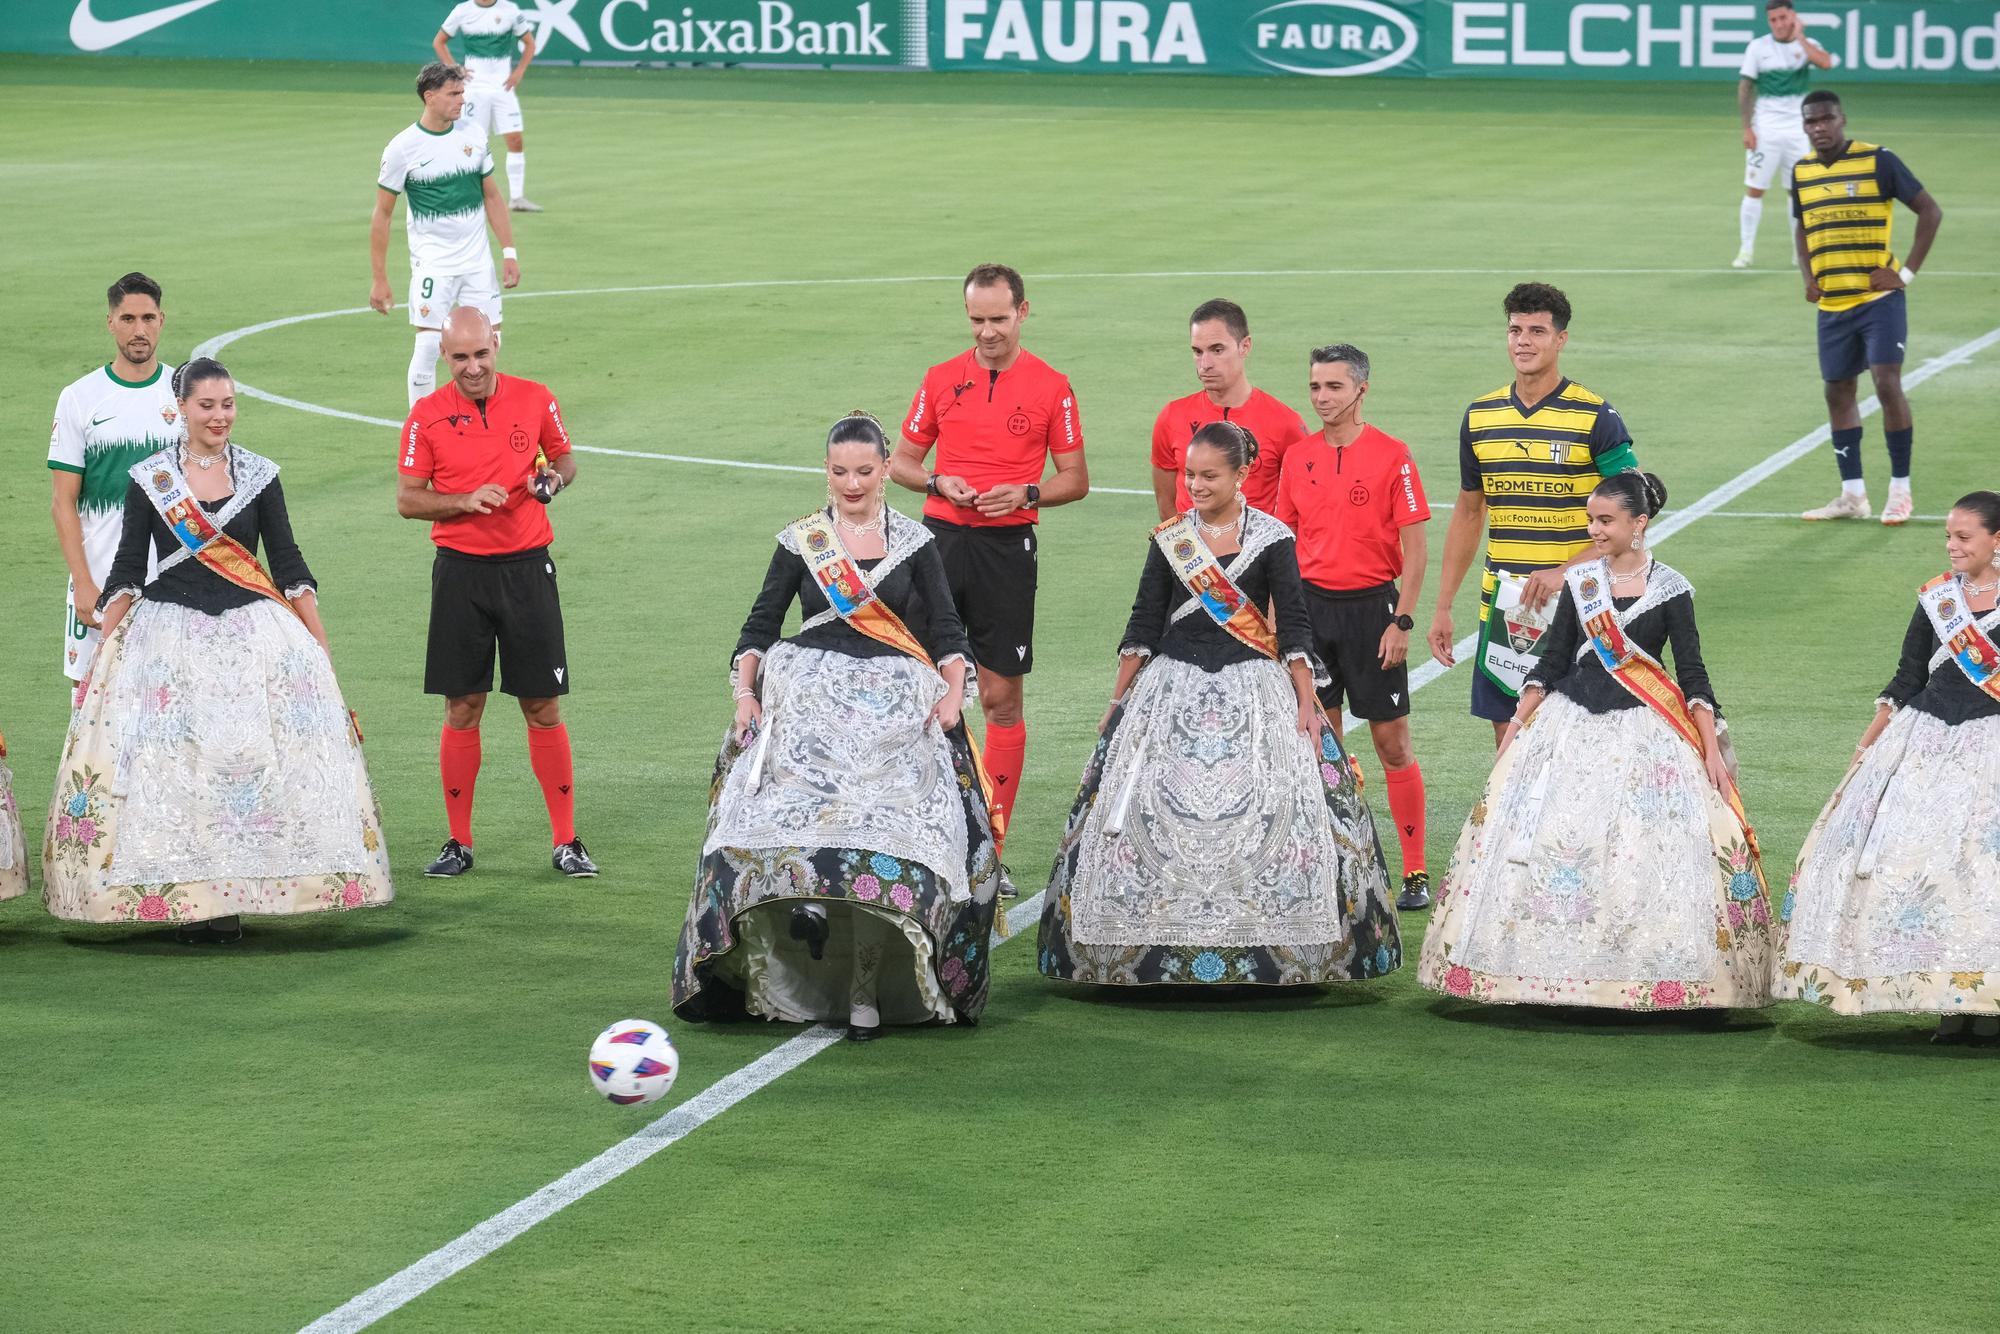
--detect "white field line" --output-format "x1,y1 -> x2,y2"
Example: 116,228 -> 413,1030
296,310 -> 1999,1332
1708,510 -> 1947,522
298,891 -> 1051,1334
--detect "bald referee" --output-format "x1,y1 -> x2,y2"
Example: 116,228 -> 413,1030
397,307 -> 597,878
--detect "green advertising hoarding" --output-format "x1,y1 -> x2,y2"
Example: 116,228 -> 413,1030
930,1 -> 2000,81
12,0 -> 924,65
14,1 -> 2000,80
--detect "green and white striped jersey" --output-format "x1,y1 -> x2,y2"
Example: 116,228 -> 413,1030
48,363 -> 183,573
1738,34 -> 1814,123
442,0 -> 531,86
379,120 -> 496,274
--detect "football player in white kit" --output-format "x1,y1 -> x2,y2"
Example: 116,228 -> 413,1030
434,0 -> 541,212
369,62 -> 522,407
48,273 -> 180,683
1733,0 -> 1832,269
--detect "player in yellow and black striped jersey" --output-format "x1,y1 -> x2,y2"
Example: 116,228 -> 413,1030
1791,90 -> 1944,527
1429,283 -> 1637,738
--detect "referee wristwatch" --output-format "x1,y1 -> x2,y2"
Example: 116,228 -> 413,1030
1392,613 -> 1415,632
925,473 -> 942,498
1023,484 -> 1041,510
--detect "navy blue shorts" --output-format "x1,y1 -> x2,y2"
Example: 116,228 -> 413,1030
1470,669 -> 1516,723
1816,289 -> 1906,382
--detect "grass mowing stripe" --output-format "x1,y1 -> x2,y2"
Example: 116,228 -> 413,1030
299,892 -> 1050,1334
296,319 -> 1998,1332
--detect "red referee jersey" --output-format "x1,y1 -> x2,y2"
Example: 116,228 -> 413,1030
1151,386 -> 1307,515
903,348 -> 1082,527
400,372 -> 573,556
1277,424 -> 1430,590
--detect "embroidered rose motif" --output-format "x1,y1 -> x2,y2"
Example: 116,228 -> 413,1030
1191,951 -> 1227,983
889,885 -> 914,911
1651,980 -> 1687,1008
868,854 -> 902,879
1727,871 -> 1758,902
341,880 -> 365,908
852,874 -> 882,902
137,893 -> 169,922
940,957 -> 967,993
1444,965 -> 1473,997
75,818 -> 97,846
1726,903 -> 1746,929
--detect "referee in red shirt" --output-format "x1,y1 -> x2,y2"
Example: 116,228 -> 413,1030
1276,343 -> 1433,910
1151,298 -> 1308,520
890,263 -> 1089,862
397,308 -> 596,879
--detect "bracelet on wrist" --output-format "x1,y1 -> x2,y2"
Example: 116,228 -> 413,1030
732,686 -> 755,700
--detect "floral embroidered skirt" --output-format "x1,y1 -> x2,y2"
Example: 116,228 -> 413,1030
1419,695 -> 1775,1010
673,646 -> 1000,1027
1778,708 -> 2000,1015
41,600 -> 393,925
1037,656 -> 1400,987
0,752 -> 25,905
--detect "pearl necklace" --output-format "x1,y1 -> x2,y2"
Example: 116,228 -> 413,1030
1198,503 -> 1244,540
184,444 -> 226,471
1965,575 -> 1999,597
836,505 -> 885,536
1608,556 -> 1650,584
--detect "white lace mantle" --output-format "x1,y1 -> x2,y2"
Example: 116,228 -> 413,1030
127,445 -> 281,578
1167,505 -> 1288,626
1569,560 -> 1693,664
783,507 -> 933,634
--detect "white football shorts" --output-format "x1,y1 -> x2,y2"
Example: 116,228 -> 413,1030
461,82 -> 523,138
407,263 -> 503,329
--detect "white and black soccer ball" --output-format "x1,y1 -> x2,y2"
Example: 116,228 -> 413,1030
587,1019 -> 680,1106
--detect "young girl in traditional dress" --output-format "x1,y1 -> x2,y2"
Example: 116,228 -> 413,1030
0,727 -> 24,906
1420,472 -> 1775,1010
41,359 -> 392,942
1037,423 -> 1400,988
1779,490 -> 2000,1042
672,413 -> 1000,1042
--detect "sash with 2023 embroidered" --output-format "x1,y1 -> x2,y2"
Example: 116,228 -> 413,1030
1560,564 -> 1768,876
1917,572 -> 2000,702
135,449 -> 295,613
1565,560 -> 1764,874
780,509 -> 999,825
1152,514 -> 1279,659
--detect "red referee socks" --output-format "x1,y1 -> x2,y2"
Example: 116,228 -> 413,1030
981,720 -> 1027,854
1383,762 -> 1427,877
527,723 -> 577,847
440,725 -> 482,847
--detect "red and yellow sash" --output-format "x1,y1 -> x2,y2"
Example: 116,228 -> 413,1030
1151,513 -> 1279,660
783,509 -> 997,817
1566,562 -> 1764,877
1917,572 -> 2000,702
131,449 -> 361,742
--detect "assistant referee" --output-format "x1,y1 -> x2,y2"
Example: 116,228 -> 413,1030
397,307 -> 597,878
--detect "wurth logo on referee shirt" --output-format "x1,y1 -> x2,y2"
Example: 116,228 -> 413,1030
547,398 -> 570,447
403,418 -> 422,468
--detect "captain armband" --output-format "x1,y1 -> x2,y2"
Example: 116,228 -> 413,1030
1595,442 -> 1639,478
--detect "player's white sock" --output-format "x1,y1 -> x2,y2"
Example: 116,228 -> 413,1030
1842,479 -> 1867,498
409,329 -> 442,407
1738,196 -> 1762,252
1889,476 -> 1912,496
507,154 -> 525,201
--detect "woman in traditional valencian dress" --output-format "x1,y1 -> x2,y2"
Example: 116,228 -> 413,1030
0,727 -> 25,906
1419,472 -> 1775,1011
41,358 -> 391,942
1779,491 -> 2000,1042
672,413 -> 1000,1042
1038,423 -> 1400,988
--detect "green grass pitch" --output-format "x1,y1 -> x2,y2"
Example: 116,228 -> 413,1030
1,55 -> 1998,1332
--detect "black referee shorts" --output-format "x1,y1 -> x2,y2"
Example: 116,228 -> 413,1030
1303,580 -> 1409,722
925,518 -> 1038,676
425,545 -> 570,699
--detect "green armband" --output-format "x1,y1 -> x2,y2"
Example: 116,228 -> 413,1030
1595,442 -> 1638,477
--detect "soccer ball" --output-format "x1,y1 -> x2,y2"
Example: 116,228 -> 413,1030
587,1019 -> 680,1106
